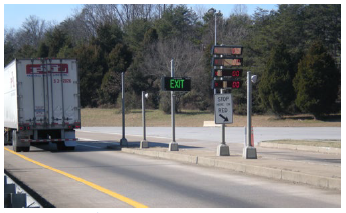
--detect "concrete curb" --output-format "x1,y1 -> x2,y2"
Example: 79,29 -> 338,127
121,147 -> 340,190
258,142 -> 341,154
203,121 -> 221,127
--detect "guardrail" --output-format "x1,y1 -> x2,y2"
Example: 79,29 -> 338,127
4,175 -> 41,208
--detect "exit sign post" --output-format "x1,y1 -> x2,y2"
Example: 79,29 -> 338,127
161,77 -> 191,91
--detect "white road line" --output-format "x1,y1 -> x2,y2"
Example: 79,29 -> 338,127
77,138 -> 103,149
76,130 -> 172,140
77,144 -> 103,149
78,137 -> 96,141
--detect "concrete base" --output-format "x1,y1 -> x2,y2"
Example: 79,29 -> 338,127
243,146 -> 257,159
168,142 -> 179,151
120,138 -> 128,147
217,144 -> 230,156
140,140 -> 149,149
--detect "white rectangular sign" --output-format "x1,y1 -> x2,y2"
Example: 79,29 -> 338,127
214,94 -> 233,124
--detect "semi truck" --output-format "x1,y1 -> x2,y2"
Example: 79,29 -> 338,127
4,59 -> 81,152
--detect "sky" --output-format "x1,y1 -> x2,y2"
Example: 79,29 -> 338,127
3,2 -> 279,30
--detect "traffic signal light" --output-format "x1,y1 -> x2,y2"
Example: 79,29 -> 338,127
213,69 -> 243,78
211,45 -> 243,90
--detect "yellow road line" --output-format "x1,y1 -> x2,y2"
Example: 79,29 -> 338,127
4,147 -> 148,208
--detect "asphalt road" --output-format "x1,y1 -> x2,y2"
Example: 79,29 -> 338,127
78,127 -> 341,167
80,127 -> 341,145
3,127 -> 341,208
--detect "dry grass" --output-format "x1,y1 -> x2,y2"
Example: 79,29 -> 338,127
81,108 -> 341,127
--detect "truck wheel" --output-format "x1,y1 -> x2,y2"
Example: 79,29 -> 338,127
12,130 -> 30,152
13,146 -> 21,152
22,147 -> 30,152
4,130 -> 12,145
65,146 -> 75,151
57,143 -> 75,151
56,143 -> 64,151
12,130 -> 20,152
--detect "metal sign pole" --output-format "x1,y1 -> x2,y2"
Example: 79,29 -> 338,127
243,71 -> 257,159
169,59 -> 178,151
120,72 -> 128,146
247,71 -> 252,147
142,91 -> 146,141
171,59 -> 175,142
216,89 -> 230,156
140,91 -> 148,149
220,89 -> 225,145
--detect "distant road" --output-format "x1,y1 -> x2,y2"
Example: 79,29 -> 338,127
79,127 -> 341,145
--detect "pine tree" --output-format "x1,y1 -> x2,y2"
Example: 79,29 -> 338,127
259,42 -> 295,116
293,40 -> 339,119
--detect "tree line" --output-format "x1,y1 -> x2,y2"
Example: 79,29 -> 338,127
4,4 -> 341,118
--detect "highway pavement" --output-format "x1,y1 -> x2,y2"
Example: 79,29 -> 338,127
3,127 -> 341,208
80,126 -> 341,145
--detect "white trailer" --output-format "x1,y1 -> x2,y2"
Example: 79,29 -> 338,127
4,59 -> 81,152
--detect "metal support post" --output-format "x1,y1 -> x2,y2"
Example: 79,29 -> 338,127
217,89 -> 230,156
243,71 -> 257,159
213,9 -> 217,95
169,59 -> 179,151
120,72 -> 128,146
214,12 -> 217,46
140,91 -> 149,149
247,73 -> 252,147
171,90 -> 175,142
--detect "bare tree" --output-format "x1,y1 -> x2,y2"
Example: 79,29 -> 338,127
20,15 -> 47,46
143,38 -> 204,77
233,4 -> 248,15
74,4 -> 120,37
142,37 -> 211,111
115,4 -> 161,26
192,4 -> 207,22
223,14 -> 252,45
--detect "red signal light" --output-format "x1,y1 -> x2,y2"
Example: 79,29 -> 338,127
213,80 -> 243,89
213,69 -> 243,78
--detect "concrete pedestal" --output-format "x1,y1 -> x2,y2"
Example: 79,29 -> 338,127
169,142 -> 179,151
140,140 -> 149,149
243,146 -> 257,159
120,138 -> 128,147
217,144 -> 230,156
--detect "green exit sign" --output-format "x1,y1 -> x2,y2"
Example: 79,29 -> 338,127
161,77 -> 191,91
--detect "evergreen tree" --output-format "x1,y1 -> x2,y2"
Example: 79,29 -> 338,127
15,44 -> 37,58
74,44 -> 104,107
46,27 -> 70,57
4,41 -> 15,65
293,40 -> 339,118
98,43 -> 133,106
259,42 -> 295,116
37,42 -> 49,58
